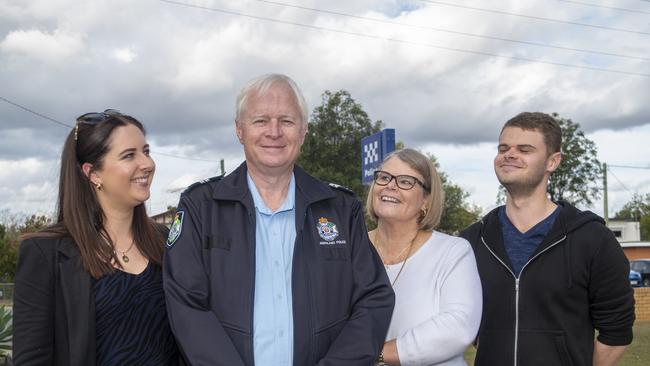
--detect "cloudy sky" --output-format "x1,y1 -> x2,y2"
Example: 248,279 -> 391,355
1,0 -> 648,222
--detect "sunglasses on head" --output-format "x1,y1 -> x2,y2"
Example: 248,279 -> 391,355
74,109 -> 123,141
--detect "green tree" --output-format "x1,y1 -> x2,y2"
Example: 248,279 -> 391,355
20,214 -> 52,233
0,214 -> 52,282
547,113 -> 602,206
615,193 -> 650,241
0,225 -> 16,282
299,90 -> 481,232
428,154 -> 482,235
298,90 -> 383,202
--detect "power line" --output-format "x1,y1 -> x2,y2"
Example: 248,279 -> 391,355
420,0 -> 650,36
0,96 -> 72,128
0,95 -> 220,163
152,151 -> 221,163
254,0 -> 649,61
557,0 -> 650,15
159,0 -> 650,77
608,167 -> 635,195
609,164 -> 650,170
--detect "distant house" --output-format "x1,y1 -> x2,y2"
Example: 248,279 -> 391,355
607,219 -> 641,242
607,218 -> 650,260
151,208 -> 177,228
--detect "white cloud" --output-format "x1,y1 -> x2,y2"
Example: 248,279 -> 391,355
0,159 -> 58,214
112,47 -> 136,63
0,158 -> 48,179
0,28 -> 84,62
1,0 -> 649,218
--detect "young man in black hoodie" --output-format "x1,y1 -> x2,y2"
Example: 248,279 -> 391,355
461,112 -> 635,366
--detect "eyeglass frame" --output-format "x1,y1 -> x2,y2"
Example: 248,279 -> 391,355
74,109 -> 123,141
373,170 -> 429,192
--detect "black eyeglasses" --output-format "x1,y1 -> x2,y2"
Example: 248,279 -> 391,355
74,109 -> 123,141
373,170 -> 428,191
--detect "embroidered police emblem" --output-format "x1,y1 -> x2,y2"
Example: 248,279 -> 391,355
166,211 -> 184,248
317,217 -> 339,241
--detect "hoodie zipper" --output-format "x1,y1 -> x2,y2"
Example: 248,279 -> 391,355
480,235 -> 566,366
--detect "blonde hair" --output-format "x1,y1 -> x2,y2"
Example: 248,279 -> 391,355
366,148 -> 444,230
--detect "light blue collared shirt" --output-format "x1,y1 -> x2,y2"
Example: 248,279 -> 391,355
248,173 -> 296,366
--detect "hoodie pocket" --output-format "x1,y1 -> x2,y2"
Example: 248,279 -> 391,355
475,329 -> 514,366
518,329 -> 574,366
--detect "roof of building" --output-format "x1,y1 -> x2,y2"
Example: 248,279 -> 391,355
620,242 -> 650,248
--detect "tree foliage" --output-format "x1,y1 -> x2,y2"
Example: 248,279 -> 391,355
0,214 -> 52,282
547,113 -> 602,206
298,89 -> 480,234
298,90 -> 383,203
615,193 -> 650,241
428,154 -> 482,235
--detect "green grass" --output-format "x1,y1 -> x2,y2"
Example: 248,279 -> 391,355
621,321 -> 650,366
463,321 -> 650,366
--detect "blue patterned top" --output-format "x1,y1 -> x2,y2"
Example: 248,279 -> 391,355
93,262 -> 179,366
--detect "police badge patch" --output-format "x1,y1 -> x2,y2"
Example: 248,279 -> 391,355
317,217 -> 339,241
166,211 -> 184,248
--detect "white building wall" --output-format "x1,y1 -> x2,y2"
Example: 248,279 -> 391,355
607,220 -> 641,242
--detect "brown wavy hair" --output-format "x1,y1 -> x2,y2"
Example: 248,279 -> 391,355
22,112 -> 164,278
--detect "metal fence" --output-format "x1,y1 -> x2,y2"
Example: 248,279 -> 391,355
0,284 -> 13,305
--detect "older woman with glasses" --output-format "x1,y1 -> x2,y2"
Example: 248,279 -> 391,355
13,110 -> 181,366
367,148 -> 482,366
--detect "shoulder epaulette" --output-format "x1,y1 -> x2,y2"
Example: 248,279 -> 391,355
182,175 -> 224,194
328,182 -> 355,196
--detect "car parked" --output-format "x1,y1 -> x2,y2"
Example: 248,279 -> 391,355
630,259 -> 650,287
630,270 -> 642,287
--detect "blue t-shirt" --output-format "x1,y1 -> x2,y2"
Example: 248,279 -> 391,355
499,205 -> 562,277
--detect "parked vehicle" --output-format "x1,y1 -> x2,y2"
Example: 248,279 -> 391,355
630,259 -> 650,287
630,270 -> 642,287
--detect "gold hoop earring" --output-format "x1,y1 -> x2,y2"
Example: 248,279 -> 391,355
420,208 -> 428,218
93,181 -> 103,191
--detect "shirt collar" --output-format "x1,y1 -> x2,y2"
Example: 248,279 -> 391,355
246,172 -> 296,215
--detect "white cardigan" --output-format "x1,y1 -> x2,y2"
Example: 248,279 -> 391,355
384,231 -> 482,366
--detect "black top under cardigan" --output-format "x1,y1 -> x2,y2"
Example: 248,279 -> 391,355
13,234 -> 183,366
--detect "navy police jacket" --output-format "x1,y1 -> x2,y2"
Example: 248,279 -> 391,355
163,162 -> 395,366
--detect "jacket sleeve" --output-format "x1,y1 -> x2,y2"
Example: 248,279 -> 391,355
13,238 -> 55,365
588,226 -> 635,346
396,239 -> 482,365
317,200 -> 395,366
163,195 -> 245,366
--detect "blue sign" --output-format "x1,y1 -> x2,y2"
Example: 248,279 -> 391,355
361,129 -> 395,185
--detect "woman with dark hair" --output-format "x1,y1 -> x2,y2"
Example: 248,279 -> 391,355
13,110 -> 180,366
367,148 -> 482,366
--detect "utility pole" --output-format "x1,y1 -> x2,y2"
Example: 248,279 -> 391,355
603,162 -> 608,225
220,159 -> 225,176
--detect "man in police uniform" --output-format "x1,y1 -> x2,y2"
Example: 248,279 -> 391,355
164,74 -> 394,366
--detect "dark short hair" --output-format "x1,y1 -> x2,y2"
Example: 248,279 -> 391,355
501,112 -> 562,154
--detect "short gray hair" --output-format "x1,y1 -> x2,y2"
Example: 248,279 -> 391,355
235,73 -> 309,124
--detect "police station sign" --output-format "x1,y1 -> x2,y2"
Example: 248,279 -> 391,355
361,129 -> 395,185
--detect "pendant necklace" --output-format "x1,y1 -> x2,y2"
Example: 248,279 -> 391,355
116,240 -> 136,263
375,231 -> 418,287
